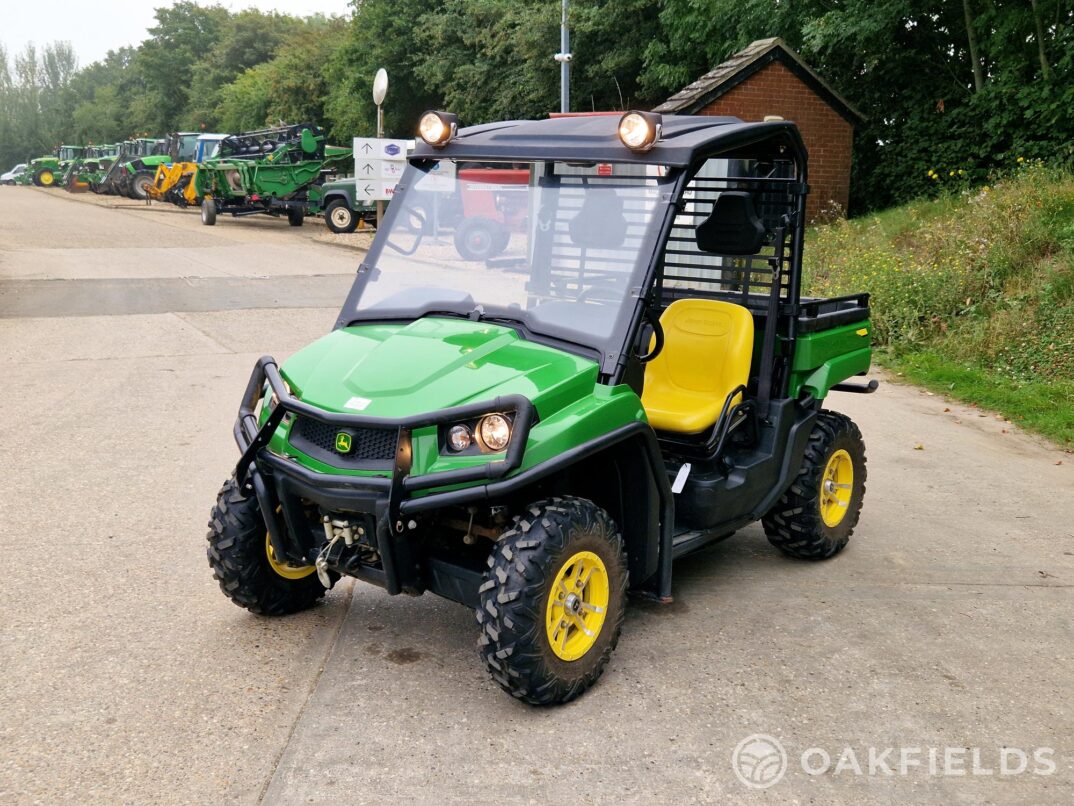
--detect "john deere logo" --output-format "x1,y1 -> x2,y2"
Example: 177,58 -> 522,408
335,432 -> 353,453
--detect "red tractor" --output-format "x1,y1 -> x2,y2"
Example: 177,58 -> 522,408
452,167 -> 529,260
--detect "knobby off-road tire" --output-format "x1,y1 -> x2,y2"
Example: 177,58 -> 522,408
206,476 -> 326,616
33,168 -> 55,187
477,497 -> 628,705
762,410 -> 866,559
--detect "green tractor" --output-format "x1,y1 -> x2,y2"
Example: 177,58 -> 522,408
25,145 -> 85,187
62,144 -> 119,192
94,140 -> 136,195
195,123 -> 351,226
208,111 -> 876,706
112,136 -> 174,199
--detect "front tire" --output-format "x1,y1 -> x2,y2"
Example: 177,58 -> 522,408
201,198 -> 217,226
324,199 -> 358,233
206,476 -> 326,615
287,207 -> 304,227
130,171 -> 153,200
762,410 -> 866,559
477,497 -> 627,705
33,168 -> 55,187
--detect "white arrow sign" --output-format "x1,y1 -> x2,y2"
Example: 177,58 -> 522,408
352,138 -> 412,200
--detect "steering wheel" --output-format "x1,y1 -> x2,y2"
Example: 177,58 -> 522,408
635,306 -> 664,363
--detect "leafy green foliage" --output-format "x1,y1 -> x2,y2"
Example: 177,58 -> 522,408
806,163 -> 1074,444
0,0 -> 1072,211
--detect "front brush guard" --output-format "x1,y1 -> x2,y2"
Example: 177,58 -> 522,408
233,355 -> 535,594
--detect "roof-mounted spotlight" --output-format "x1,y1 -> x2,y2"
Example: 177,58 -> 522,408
418,110 -> 459,148
617,110 -> 662,152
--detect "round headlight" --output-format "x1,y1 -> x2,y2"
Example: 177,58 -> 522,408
617,111 -> 662,151
447,424 -> 472,452
479,414 -> 511,452
418,111 -> 458,147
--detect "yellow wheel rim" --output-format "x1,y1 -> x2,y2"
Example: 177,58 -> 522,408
265,533 -> 316,580
819,449 -> 854,527
545,550 -> 609,661
40,171 -> 54,186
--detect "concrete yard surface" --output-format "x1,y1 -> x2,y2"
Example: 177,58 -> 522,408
1,187 -> 1072,804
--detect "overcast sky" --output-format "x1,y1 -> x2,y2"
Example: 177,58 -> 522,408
2,1 -> 353,67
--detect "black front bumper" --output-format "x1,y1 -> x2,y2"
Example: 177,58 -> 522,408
233,356 -> 534,598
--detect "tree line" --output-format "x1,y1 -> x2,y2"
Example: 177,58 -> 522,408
1,0 -> 1071,212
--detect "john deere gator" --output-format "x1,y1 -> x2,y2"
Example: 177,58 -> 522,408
196,124 -> 352,226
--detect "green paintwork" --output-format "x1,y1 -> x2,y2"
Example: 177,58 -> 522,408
788,320 -> 873,399
196,131 -> 351,205
267,318 -> 647,488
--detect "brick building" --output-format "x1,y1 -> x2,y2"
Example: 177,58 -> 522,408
653,38 -> 863,221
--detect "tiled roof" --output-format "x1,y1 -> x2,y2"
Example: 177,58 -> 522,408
653,37 -> 864,125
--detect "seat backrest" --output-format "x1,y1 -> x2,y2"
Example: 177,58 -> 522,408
695,191 -> 766,255
646,298 -> 754,399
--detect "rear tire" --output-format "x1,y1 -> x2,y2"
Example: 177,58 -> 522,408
762,410 -> 866,559
324,199 -> 358,233
454,218 -> 507,261
477,497 -> 627,705
206,476 -> 326,616
201,198 -> 217,226
287,207 -> 304,227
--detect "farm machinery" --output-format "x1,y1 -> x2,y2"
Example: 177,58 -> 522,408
195,124 -> 351,226
94,138 -> 166,197
146,132 -> 227,207
62,145 -> 119,192
22,146 -> 85,187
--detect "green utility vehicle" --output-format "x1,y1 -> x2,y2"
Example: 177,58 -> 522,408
208,111 -> 876,705
318,177 -> 378,233
196,124 -> 351,226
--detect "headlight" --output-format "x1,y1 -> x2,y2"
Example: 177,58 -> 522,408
447,424 -> 473,452
478,414 -> 511,451
418,111 -> 458,147
617,111 -> 662,151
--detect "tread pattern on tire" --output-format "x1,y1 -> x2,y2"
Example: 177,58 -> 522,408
476,496 -> 627,706
206,476 -> 325,616
762,410 -> 866,560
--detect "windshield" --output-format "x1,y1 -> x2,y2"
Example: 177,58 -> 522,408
178,135 -> 200,161
348,160 -> 673,358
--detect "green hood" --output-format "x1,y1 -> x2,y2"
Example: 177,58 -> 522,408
281,318 -> 598,419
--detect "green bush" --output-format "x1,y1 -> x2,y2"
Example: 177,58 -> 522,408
805,164 -> 1074,444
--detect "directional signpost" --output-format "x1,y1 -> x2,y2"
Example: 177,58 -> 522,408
352,137 -> 410,205
372,68 -> 389,228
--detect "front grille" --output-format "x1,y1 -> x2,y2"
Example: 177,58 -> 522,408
288,416 -> 397,469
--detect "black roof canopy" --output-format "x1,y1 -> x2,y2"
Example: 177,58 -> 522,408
411,114 -> 807,169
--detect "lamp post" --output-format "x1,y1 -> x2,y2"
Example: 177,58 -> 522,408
372,67 -> 388,228
554,0 -> 571,113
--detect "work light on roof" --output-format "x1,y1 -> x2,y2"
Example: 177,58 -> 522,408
418,111 -> 458,147
618,111 -> 662,151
